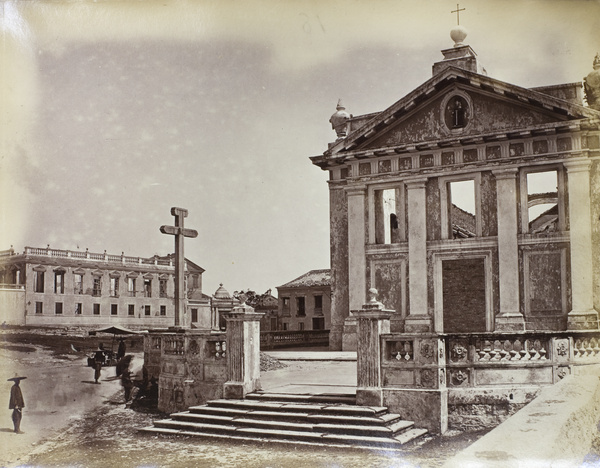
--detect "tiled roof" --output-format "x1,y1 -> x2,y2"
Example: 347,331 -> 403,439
278,269 -> 331,289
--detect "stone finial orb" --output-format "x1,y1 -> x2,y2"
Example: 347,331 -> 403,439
450,25 -> 468,47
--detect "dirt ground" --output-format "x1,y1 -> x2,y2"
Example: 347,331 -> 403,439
0,328 -> 489,468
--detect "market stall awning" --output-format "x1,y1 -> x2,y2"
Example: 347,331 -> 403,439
88,326 -> 140,336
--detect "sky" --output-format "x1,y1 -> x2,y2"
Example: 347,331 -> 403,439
1,0 -> 599,296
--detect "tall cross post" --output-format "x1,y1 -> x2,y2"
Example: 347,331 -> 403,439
160,207 -> 198,328
451,3 -> 466,25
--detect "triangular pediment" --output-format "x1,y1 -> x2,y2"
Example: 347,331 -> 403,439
328,67 -> 595,156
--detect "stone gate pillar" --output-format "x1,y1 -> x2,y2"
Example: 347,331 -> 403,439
354,288 -> 393,406
223,302 -> 264,399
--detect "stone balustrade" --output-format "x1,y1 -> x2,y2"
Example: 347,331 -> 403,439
379,331 -> 600,391
260,330 -> 330,350
358,325 -> 600,433
23,246 -> 174,267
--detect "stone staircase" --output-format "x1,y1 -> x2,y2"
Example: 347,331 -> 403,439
140,392 -> 428,451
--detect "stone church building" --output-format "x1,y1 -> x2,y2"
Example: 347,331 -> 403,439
311,27 -> 600,351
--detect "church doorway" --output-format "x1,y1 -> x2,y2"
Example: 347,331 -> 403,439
441,258 -> 487,333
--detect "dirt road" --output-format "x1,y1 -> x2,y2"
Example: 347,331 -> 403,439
1,343 -> 125,467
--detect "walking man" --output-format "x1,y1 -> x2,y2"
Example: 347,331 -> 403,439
8,374 -> 26,434
93,344 -> 104,384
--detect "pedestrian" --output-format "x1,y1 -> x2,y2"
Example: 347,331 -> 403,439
8,374 -> 26,434
117,338 -> 126,361
121,370 -> 134,403
93,344 -> 104,384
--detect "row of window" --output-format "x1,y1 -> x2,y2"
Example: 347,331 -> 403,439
33,272 -> 168,298
373,168 -> 561,244
34,302 -> 167,316
280,317 -> 326,330
281,295 -> 323,317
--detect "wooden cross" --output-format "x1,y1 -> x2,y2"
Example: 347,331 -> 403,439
451,3 -> 465,25
160,207 -> 198,327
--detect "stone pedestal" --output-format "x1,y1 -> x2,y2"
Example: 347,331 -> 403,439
354,289 -> 393,407
495,314 -> 526,332
384,388 -> 448,434
223,303 -> 264,399
341,316 -> 358,351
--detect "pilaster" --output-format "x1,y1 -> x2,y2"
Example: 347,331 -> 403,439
493,168 -> 524,331
564,158 -> 599,329
346,185 -> 367,312
405,178 -> 431,332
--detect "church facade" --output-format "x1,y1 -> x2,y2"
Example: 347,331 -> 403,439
311,32 -> 600,352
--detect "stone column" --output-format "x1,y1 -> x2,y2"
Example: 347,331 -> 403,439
343,185 -> 367,351
223,302 -> 264,399
354,289 -> 392,407
493,168 -> 525,331
405,178 -> 431,332
564,158 -> 599,329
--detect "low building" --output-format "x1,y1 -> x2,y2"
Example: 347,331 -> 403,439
276,270 -> 331,331
233,289 -> 279,331
0,246 -> 209,328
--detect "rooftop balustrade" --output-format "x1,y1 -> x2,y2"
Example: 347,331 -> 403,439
22,246 -> 174,267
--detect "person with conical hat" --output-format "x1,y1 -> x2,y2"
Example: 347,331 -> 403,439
93,343 -> 105,384
8,374 -> 26,434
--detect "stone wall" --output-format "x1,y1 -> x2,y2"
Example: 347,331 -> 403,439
448,386 -> 540,431
442,258 -> 486,333
0,287 -> 25,325
444,366 -> 600,467
144,330 -> 228,413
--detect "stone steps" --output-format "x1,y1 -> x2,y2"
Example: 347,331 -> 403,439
140,393 -> 428,450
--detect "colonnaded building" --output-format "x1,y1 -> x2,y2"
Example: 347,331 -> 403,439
311,28 -> 600,351
0,246 -> 210,328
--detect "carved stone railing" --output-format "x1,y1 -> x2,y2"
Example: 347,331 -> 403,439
163,336 -> 185,355
260,330 -> 330,350
380,331 -> 600,390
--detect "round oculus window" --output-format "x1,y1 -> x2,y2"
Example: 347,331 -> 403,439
444,95 -> 470,130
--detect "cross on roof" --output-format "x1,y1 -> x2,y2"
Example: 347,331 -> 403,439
451,3 -> 466,25
160,207 -> 198,328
